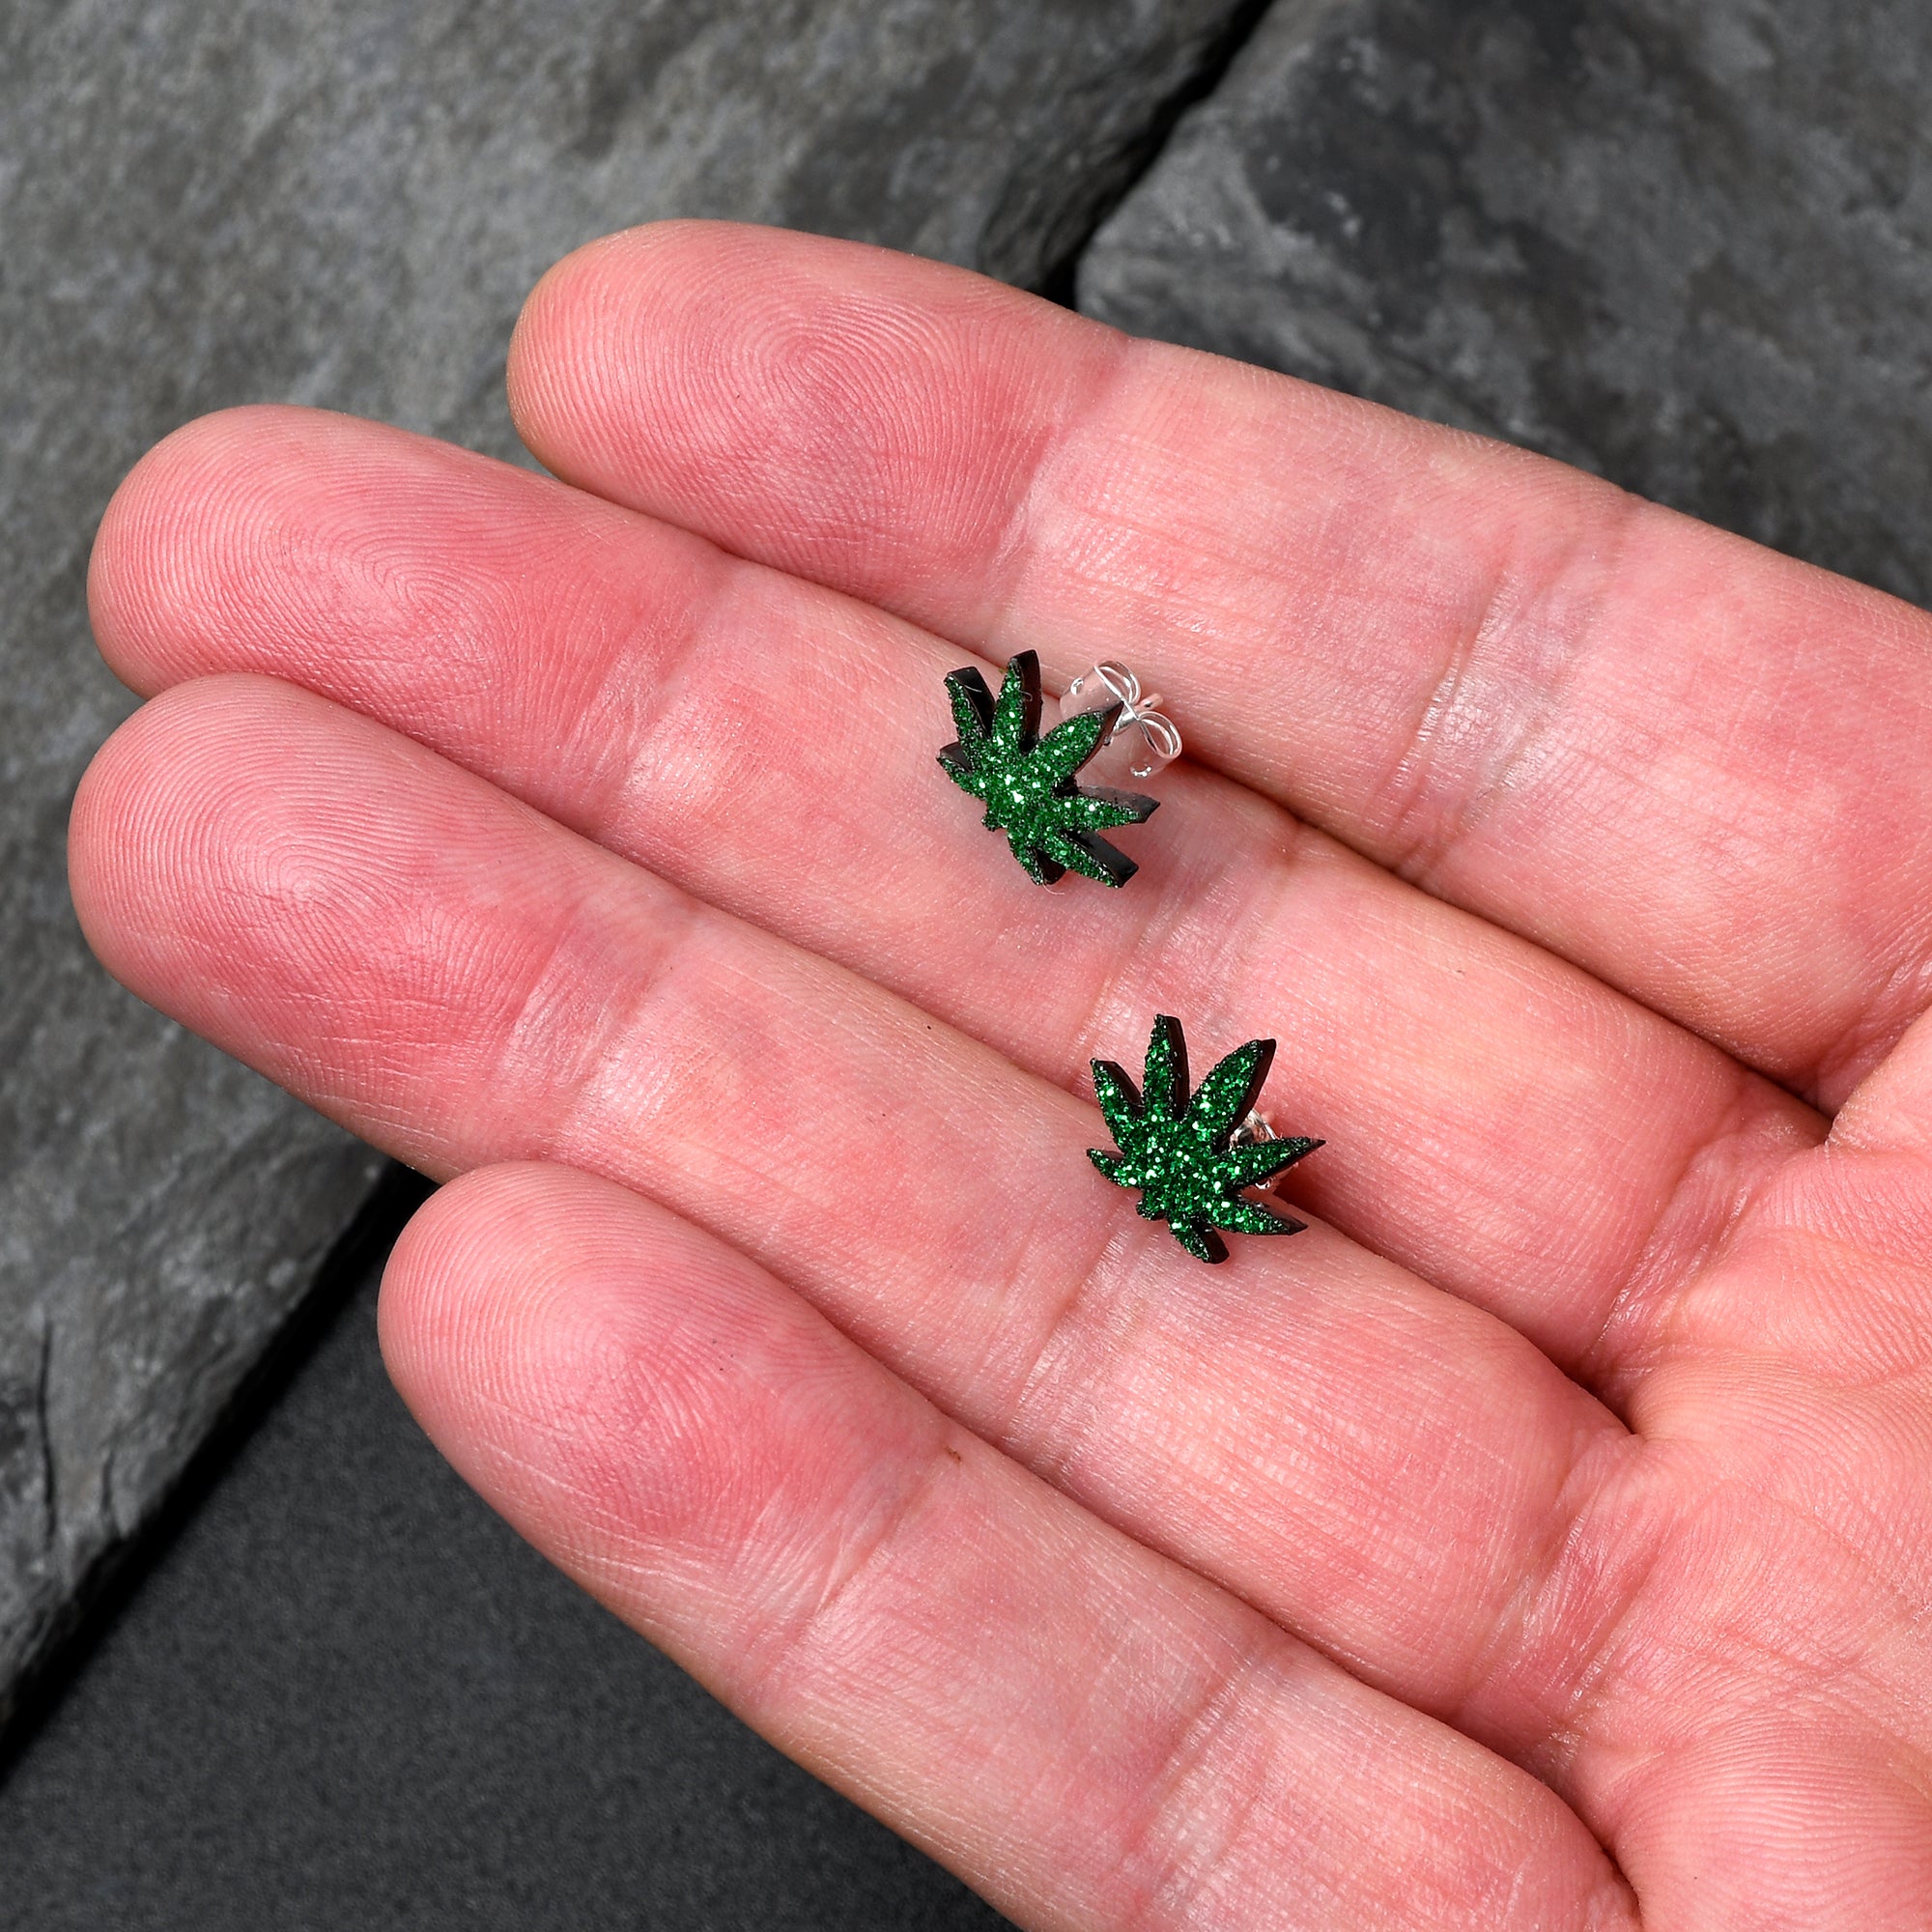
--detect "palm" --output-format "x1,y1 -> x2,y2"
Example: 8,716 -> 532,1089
70,222 -> 1932,1928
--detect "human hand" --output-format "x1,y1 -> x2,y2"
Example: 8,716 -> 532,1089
70,221 -> 1932,1928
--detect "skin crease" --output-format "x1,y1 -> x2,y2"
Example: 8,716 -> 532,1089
68,220 -> 1932,1927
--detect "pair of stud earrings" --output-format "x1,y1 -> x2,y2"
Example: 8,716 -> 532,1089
938,651 -> 1322,1265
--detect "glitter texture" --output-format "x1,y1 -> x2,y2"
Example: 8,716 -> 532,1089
1090,1014 -> 1321,1264
938,650 -> 1158,886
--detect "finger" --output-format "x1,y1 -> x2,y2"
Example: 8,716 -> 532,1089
1833,1009 -> 1932,1160
506,219 -> 1932,1109
382,1162 -> 1634,1931
71,675 -> 1643,1757
87,407 -> 1821,1384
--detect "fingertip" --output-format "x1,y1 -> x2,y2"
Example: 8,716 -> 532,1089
67,697 -> 143,969
378,1156 -> 770,1388
506,219 -> 777,474
88,405 -> 355,694
373,1159 -> 917,1606
89,412 -> 212,695
377,1161 -> 566,1449
66,672 -> 366,1016
502,219 -> 1108,608
378,1161 -> 641,1399
507,221 -> 809,466
67,675 -> 247,988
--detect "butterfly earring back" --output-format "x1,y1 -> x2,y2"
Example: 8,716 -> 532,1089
1048,662 -> 1181,787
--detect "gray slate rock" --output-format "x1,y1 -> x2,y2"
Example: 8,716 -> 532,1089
1080,0 -> 1932,607
0,0 -> 1257,1729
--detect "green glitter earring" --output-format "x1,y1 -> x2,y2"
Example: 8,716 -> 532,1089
938,650 -> 1159,887
1090,1014 -> 1322,1264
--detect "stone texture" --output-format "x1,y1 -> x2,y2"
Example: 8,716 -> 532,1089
1080,0 -> 1932,606
0,0 -> 1259,1729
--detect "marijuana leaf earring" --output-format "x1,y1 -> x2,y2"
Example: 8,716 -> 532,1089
1090,1014 -> 1321,1264
938,650 -> 1171,887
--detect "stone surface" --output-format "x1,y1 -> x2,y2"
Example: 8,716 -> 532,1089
1081,0 -> 1932,607
0,0 -> 1260,1728
0,1240 -> 1010,1930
